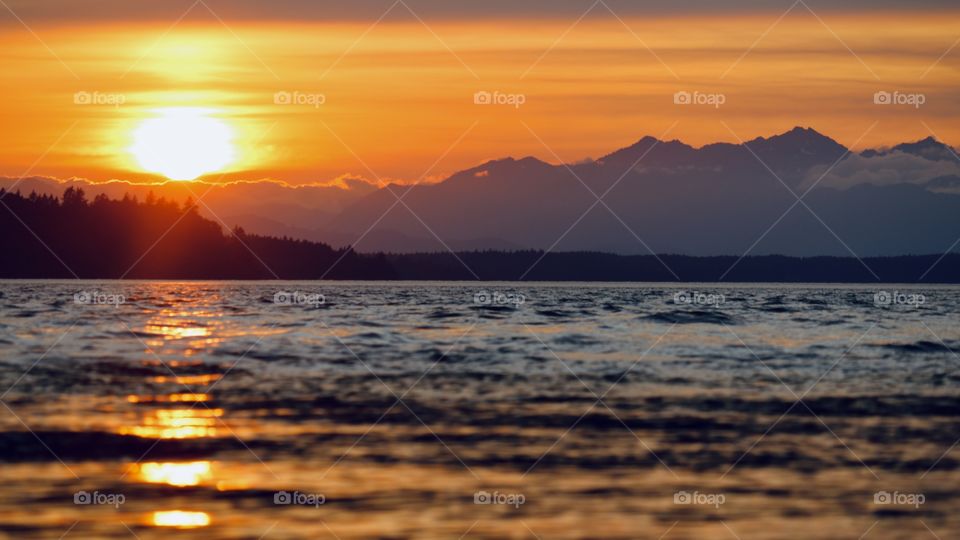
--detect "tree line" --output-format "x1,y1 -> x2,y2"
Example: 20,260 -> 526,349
0,187 -> 956,282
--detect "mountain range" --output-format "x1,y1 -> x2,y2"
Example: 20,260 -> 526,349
5,127 -> 959,257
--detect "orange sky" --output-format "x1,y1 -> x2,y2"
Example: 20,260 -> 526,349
0,8 -> 958,185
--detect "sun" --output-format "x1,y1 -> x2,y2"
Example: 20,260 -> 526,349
130,108 -> 236,181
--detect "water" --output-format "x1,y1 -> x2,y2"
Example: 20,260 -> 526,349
0,281 -> 957,539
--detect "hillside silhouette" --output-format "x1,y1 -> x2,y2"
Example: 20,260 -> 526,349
0,187 -> 393,279
1,187 -> 958,282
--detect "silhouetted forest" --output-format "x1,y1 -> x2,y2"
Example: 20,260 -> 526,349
1,188 -> 958,282
0,187 -> 393,279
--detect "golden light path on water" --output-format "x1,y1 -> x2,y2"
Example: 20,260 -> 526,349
125,308 -> 230,530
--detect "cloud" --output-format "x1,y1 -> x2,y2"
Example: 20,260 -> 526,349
0,174 -> 378,191
3,0 -> 957,24
802,151 -> 960,191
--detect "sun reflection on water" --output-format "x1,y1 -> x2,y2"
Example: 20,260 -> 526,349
132,461 -> 214,487
144,324 -> 212,339
150,510 -> 211,528
150,373 -> 222,385
127,393 -> 209,404
120,407 -> 222,439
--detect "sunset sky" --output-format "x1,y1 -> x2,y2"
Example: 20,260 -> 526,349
1,0 -> 958,185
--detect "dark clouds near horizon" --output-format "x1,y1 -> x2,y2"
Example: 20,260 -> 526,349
3,0 -> 957,24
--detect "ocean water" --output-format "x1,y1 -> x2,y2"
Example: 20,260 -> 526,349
0,281 -> 957,539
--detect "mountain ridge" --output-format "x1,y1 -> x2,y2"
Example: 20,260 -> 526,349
322,126 -> 960,256
3,127 -> 958,256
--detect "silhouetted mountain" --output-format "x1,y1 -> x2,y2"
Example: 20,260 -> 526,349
741,127 -> 849,184
861,136 -> 958,162
325,127 -> 960,256
891,137 -> 958,161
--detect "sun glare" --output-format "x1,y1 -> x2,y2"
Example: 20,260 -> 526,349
130,108 -> 235,181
